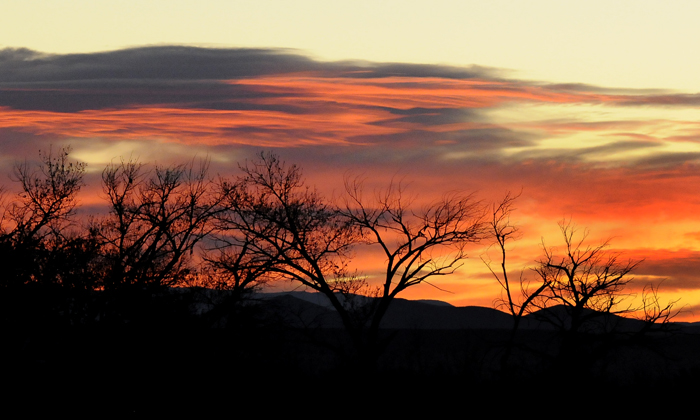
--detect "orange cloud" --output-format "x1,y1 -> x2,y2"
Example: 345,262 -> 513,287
231,76 -> 612,110
0,106 -> 403,147
0,76 -> 641,151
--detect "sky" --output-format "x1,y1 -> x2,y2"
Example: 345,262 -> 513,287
2,1 -> 700,320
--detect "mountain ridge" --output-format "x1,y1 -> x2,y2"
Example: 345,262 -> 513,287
253,290 -> 699,332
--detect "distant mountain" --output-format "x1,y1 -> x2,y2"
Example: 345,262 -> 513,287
255,291 -> 515,329
522,305 -> 648,333
257,291 -> 517,330
254,291 -> 700,333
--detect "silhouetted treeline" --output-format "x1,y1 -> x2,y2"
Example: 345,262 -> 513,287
0,148 -> 238,329
2,148 -> 695,396
0,149 -> 492,345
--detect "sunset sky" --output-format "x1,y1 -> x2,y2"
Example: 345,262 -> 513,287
3,1 -> 700,319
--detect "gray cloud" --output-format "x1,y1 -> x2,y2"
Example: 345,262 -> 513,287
5,45 -> 699,116
380,108 -> 483,126
549,84 -> 700,107
617,94 -> 700,107
0,79 -> 307,112
543,82 -> 700,106
351,126 -> 538,152
0,46 -> 498,112
0,46 -> 318,83
0,45 -> 495,83
544,82 -> 669,95
0,46 -> 493,83
635,151 -> 700,167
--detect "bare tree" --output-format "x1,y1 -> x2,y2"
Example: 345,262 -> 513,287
215,153 -> 361,329
0,147 -> 87,286
485,204 -> 682,378
4,147 -> 85,245
484,192 -> 548,326
218,153 -> 492,365
523,221 -> 676,377
531,221 -> 643,334
482,192 -> 548,368
635,282 -> 681,335
200,239 -> 274,294
0,147 -> 100,326
186,233 -> 279,328
95,157 -> 219,291
341,177 -> 488,360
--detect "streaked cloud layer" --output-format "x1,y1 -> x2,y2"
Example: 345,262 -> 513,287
2,46 -> 700,318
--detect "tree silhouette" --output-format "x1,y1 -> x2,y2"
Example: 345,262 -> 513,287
485,204 -> 681,378
532,221 -> 641,328
92,158 -> 220,325
8,147 -> 85,243
482,192 -> 548,369
184,233 -> 277,328
0,148 -> 693,386
0,147 -> 96,326
215,153 -> 360,331
95,158 -> 218,290
341,176 -> 488,363
216,152 -> 490,366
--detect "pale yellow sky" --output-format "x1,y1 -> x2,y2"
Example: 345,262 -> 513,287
2,1 -> 700,91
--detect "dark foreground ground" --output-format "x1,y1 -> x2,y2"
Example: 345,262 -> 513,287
3,291 -> 700,413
